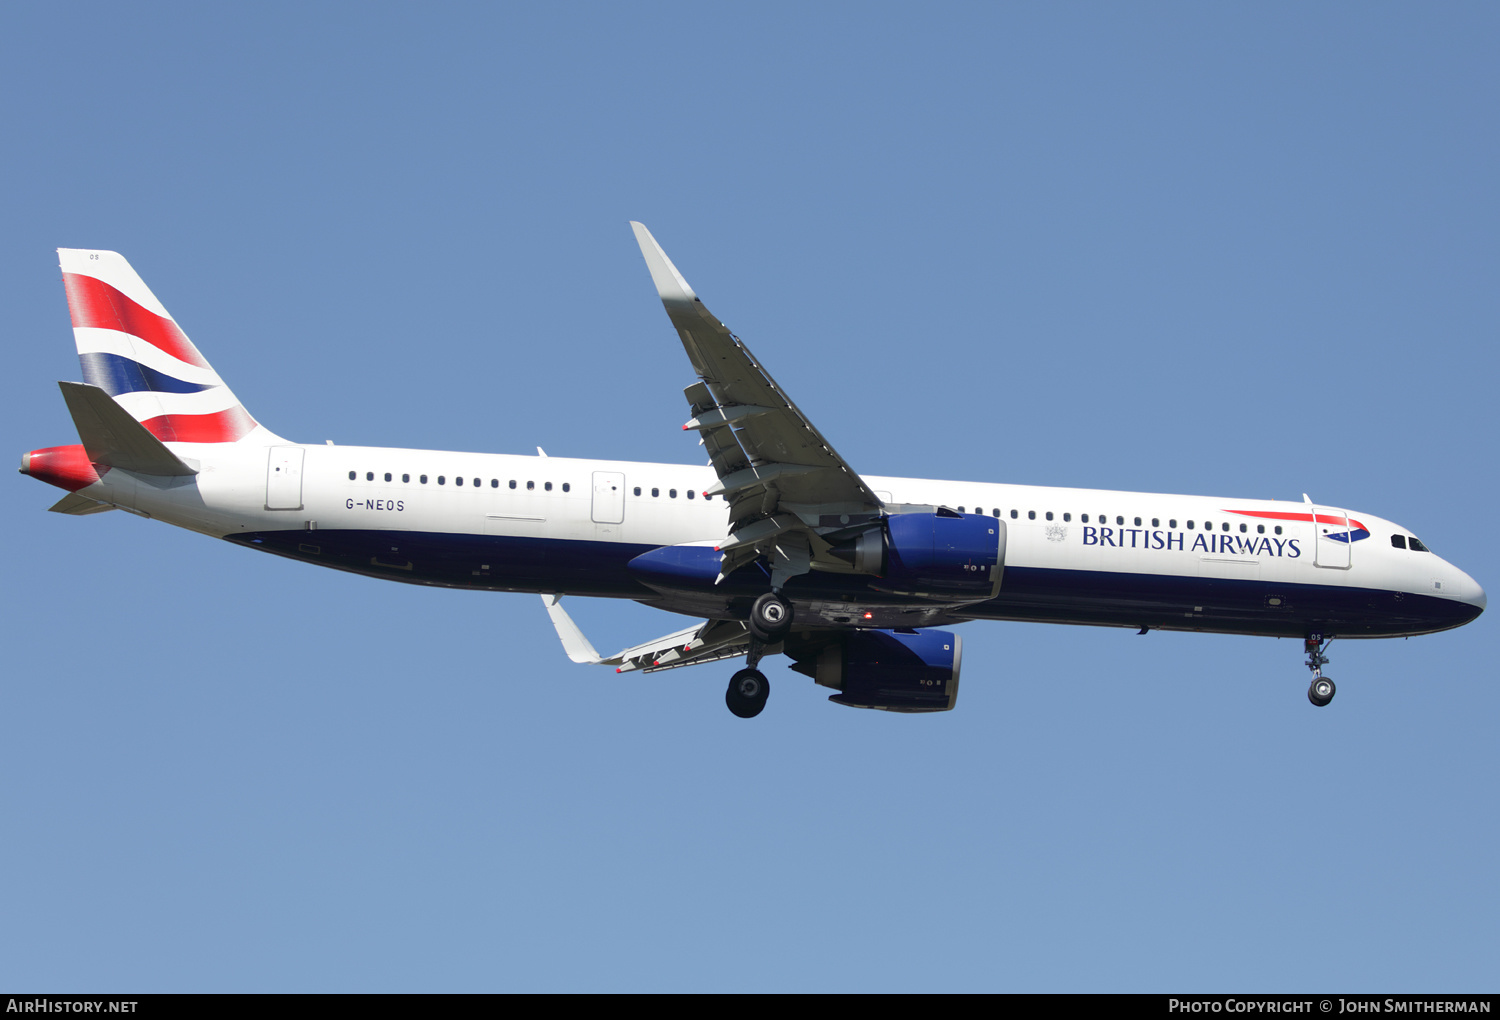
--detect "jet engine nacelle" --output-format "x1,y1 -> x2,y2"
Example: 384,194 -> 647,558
797,628 -> 964,713
830,511 -> 1005,601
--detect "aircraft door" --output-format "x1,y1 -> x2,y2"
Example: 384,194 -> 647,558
591,471 -> 625,525
266,447 -> 305,510
1312,506 -> 1352,569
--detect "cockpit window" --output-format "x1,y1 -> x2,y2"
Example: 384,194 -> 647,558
1391,535 -> 1407,550
1408,536 -> 1429,552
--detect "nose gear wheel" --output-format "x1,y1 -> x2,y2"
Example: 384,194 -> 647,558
1303,634 -> 1335,707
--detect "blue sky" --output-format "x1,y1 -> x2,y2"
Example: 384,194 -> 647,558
2,2 -> 1495,992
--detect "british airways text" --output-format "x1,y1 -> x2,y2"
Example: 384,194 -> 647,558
1083,526 -> 1301,557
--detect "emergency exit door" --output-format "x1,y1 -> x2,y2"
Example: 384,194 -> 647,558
1312,506 -> 1352,569
266,447 -> 305,510
591,471 -> 625,524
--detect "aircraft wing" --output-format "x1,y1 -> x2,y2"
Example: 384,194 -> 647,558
630,223 -> 885,581
541,595 -> 757,674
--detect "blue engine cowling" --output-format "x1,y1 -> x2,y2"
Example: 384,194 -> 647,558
876,512 -> 1004,601
797,629 -> 963,713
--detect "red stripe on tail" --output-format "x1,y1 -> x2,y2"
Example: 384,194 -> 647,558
140,406 -> 257,444
62,273 -> 210,370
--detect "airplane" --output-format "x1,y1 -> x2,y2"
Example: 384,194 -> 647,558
20,224 -> 1485,718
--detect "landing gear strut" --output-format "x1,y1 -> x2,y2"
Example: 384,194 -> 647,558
726,593 -> 790,718
726,625 -> 776,719
1304,633 -> 1336,707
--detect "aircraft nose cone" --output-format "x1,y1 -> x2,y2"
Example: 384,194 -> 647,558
1468,576 -> 1486,614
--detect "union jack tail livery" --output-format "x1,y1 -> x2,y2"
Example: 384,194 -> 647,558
58,248 -> 279,447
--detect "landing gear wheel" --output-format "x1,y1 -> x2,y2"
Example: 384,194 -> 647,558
748,593 -> 793,643
1308,676 -> 1336,707
726,668 -> 770,719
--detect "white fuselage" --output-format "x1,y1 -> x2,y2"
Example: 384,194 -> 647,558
62,440 -> 1486,640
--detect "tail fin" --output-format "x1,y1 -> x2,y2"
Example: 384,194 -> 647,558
58,249 -> 283,446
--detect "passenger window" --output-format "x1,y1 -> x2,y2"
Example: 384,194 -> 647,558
670,489 -> 678,498
1063,513 -> 1071,522
1240,524 -> 1247,533
1274,526 -> 1282,535
1257,525 -> 1264,534
687,490 -> 696,499
1081,514 -> 1089,524
991,508 -> 999,518
1409,537 -> 1429,552
402,474 -> 410,483
1116,516 -> 1124,526
957,507 -> 965,514
348,471 -> 356,481
1169,519 -> 1177,528
366,472 -> 374,481
509,480 -> 516,489
562,483 -> 570,493
1222,523 -> 1230,532
1134,517 -> 1141,527
705,494 -> 713,501
1045,512 -> 1053,521
491,479 -> 498,488
1391,535 -> 1407,549
1151,518 -> 1159,528
1027,510 -> 1035,520
384,472 -> 392,482
1187,521 -> 1195,529
1010,510 -> 1018,519
544,482 -> 552,491
420,475 -> 428,484
652,488 -> 660,497
527,481 -> 534,490
634,487 -> 641,496
455,476 -> 463,486
473,478 -> 480,488
438,476 -> 446,485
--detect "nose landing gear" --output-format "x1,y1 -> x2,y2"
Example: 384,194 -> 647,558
1305,633 -> 1335,707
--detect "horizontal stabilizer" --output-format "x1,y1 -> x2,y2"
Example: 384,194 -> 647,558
58,382 -> 197,476
48,492 -> 117,515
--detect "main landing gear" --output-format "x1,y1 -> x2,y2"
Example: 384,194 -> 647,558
1304,633 -> 1336,707
726,666 -> 770,718
748,592 -> 793,642
726,593 -> 792,719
